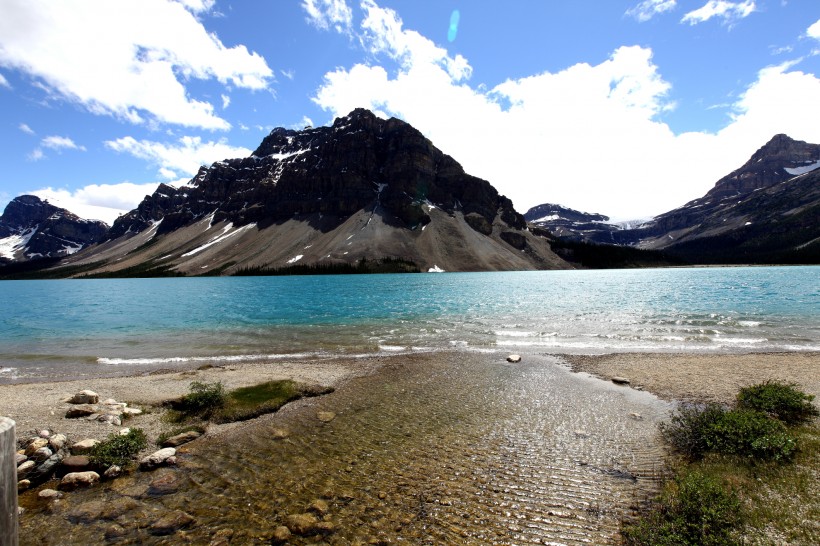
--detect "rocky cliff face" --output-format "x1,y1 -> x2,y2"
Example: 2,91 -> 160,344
0,195 -> 109,263
62,109 -> 567,276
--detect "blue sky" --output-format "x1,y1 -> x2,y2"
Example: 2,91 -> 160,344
1,0 -> 819,224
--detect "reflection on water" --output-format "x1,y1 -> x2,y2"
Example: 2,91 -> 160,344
19,354 -> 671,544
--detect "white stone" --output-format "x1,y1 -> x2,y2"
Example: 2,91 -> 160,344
68,390 -> 99,404
59,471 -> 100,490
506,354 -> 522,363
71,439 -> 100,454
140,448 -> 176,470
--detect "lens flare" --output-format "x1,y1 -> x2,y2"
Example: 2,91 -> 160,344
447,9 -> 460,42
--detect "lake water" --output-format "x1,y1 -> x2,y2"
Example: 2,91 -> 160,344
1,266 -> 818,383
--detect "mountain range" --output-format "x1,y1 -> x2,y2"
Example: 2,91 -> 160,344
526,134 -> 820,265
1,113 -> 817,277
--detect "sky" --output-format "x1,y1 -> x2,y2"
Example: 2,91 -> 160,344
1,0 -> 819,225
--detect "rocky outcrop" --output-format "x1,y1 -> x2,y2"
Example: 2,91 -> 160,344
0,195 -> 108,262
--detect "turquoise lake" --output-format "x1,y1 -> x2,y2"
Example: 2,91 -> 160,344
1,266 -> 818,382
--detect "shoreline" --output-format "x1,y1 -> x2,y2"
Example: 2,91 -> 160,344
2,350 -> 818,446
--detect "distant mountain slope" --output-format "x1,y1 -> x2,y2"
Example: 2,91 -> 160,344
0,195 -> 108,263
523,203 -> 643,244
60,108 -> 569,276
526,134 -> 820,264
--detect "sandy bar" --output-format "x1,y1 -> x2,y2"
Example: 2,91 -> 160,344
0,357 -> 381,443
563,351 -> 820,405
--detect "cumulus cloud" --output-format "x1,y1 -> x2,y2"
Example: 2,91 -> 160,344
808,19 -> 820,40
221,94 -> 231,109
18,123 -> 34,135
105,135 -> 251,179
311,1 -> 820,220
41,135 -> 86,152
0,0 -> 273,130
681,0 -> 756,26
626,0 -> 677,23
31,181 -> 164,224
302,0 -> 353,33
27,148 -> 44,162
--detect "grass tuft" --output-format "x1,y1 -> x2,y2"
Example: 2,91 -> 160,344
89,428 -> 148,469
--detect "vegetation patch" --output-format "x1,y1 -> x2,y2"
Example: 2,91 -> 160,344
625,381 -> 819,545
234,257 -> 420,276
89,428 -> 148,469
166,380 -> 333,424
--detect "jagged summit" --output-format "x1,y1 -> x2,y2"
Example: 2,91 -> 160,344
0,195 -> 108,263
59,108 -> 567,276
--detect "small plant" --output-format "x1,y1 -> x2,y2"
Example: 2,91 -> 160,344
624,470 -> 743,546
180,381 -> 226,415
661,404 -> 797,461
737,381 -> 819,426
89,428 -> 147,468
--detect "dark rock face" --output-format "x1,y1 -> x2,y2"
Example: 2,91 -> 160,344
0,195 -> 108,262
108,108 -> 525,240
523,203 -> 629,243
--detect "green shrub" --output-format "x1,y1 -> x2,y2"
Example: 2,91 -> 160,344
624,471 -> 743,546
89,428 -> 147,468
179,381 -> 226,416
661,404 -> 797,461
737,381 -> 819,425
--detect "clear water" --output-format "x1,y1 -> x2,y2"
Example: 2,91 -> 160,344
1,266 -> 818,382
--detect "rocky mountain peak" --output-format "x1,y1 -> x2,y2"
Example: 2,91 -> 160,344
0,195 -> 108,262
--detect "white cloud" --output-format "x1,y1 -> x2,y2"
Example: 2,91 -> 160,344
105,135 -> 251,178
41,135 -> 86,152
0,72 -> 10,88
18,123 -> 34,135
31,182 -> 163,224
312,1 -> 820,221
626,0 -> 677,23
281,69 -> 295,80
221,94 -> 231,109
0,0 -> 273,130
27,148 -> 44,162
302,0 -> 353,33
681,1 -> 756,26
808,19 -> 820,40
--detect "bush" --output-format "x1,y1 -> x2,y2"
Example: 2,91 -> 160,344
737,381 -> 819,426
661,404 -> 797,461
179,381 -> 226,416
624,471 -> 743,546
89,428 -> 147,468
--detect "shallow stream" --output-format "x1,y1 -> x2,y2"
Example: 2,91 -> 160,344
19,353 -> 671,545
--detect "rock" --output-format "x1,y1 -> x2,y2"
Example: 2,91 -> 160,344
140,448 -> 176,470
285,513 -> 321,536
317,411 -> 336,423
17,479 -> 31,492
31,446 -> 53,463
209,528 -> 235,546
17,460 -> 36,477
59,471 -> 100,491
118,428 -> 132,436
271,525 -> 292,543
574,430 -> 589,438
161,430 -> 202,447
101,497 -> 140,519
629,412 -> 643,420
104,525 -> 127,540
611,376 -> 631,385
33,453 -> 63,480
506,354 -> 522,363
308,499 -> 329,515
48,433 -> 67,451
15,453 -> 27,465
122,407 -> 143,416
65,405 -> 96,418
68,390 -> 99,404
104,465 -> 123,479
71,439 -> 100,454
38,429 -> 51,438
61,455 -> 91,473
38,489 -> 63,500
101,398 -> 119,405
148,471 -> 181,496
96,414 -> 122,426
67,500 -> 106,523
149,510 -> 196,536
24,438 -> 49,456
